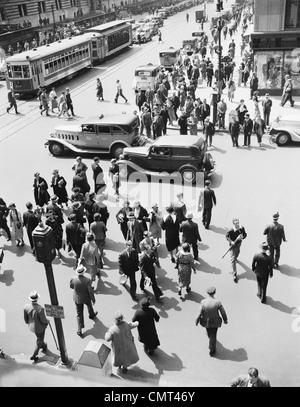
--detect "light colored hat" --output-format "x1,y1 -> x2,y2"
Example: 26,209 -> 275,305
29,290 -> 40,302
206,286 -> 216,295
76,265 -> 86,275
114,311 -> 124,322
260,242 -> 269,251
273,212 -> 279,220
186,213 -> 193,219
50,195 -> 58,201
128,211 -> 135,218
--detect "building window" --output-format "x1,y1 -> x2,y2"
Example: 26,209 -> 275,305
0,7 -> 6,21
38,1 -> 46,13
285,0 -> 300,28
18,4 -> 28,17
70,0 -> 76,7
255,51 -> 284,90
55,0 -> 62,10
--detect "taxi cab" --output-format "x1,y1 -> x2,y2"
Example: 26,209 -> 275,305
159,47 -> 181,70
182,38 -> 199,55
133,27 -> 152,43
118,135 -> 215,184
132,63 -> 160,92
45,114 -> 143,158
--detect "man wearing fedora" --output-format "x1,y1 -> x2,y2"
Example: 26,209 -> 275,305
263,212 -> 287,268
126,212 -> 145,253
198,180 -> 217,229
195,286 -> 228,356
118,240 -> 139,301
70,264 -> 98,337
24,291 -> 49,362
252,242 -> 273,304
180,213 -> 202,261
139,244 -> 163,301
65,213 -> 86,268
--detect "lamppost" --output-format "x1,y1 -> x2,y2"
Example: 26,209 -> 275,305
32,223 -> 69,366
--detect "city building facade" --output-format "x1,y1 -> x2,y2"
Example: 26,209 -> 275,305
252,0 -> 300,95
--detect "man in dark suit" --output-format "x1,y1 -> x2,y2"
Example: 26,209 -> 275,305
198,180 -> 216,229
242,112 -> 253,147
195,286 -> 228,356
173,192 -> 187,224
22,202 -> 39,253
70,264 -> 97,336
139,244 -> 163,301
252,242 -> 273,303
263,212 -> 287,268
0,197 -> 11,241
65,213 -> 86,268
127,212 -> 145,253
231,367 -> 271,387
91,157 -> 106,195
118,241 -> 139,301
180,213 -> 202,261
24,291 -> 49,362
84,192 -> 100,228
225,218 -> 247,283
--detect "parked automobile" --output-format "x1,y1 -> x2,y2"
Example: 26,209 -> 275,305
268,117 -> 300,146
182,38 -> 200,55
133,27 -> 152,43
45,114 -> 144,158
143,22 -> 159,36
159,47 -> 182,71
118,135 -> 215,184
132,63 -> 161,92
151,16 -> 164,27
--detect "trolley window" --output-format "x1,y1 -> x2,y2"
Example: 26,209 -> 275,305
8,64 -> 30,79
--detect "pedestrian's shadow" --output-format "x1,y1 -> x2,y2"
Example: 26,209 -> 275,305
94,277 -> 123,296
105,238 -> 127,253
179,289 -> 205,304
209,145 -> 227,154
3,244 -> 28,258
265,296 -> 296,314
156,266 -> 180,294
195,259 -> 222,275
101,257 -> 118,270
37,349 -> 61,366
145,294 -> 182,317
199,242 -> 210,251
0,269 -> 14,286
146,349 -> 184,375
237,260 -> 256,281
208,225 -> 228,235
278,264 -> 300,279
82,318 -> 109,340
214,342 -> 248,362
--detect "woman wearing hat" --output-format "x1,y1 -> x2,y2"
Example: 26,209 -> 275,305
176,242 -> 195,297
161,206 -> 180,263
149,203 -> 162,246
116,200 -> 133,240
45,210 -> 63,258
50,170 -> 68,209
132,297 -> 160,356
79,233 -> 101,288
33,172 -> 50,210
105,312 -> 139,374
8,203 -> 24,247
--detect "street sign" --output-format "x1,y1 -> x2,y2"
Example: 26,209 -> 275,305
45,304 -> 65,319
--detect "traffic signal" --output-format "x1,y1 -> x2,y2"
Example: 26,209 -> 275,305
216,0 -> 223,12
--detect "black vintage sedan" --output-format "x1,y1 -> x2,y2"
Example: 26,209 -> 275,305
117,135 -> 215,185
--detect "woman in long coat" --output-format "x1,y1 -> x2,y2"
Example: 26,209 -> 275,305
149,203 -> 162,244
116,200 -> 133,240
176,243 -> 195,297
105,311 -> 139,373
8,203 -> 24,246
33,172 -> 50,209
45,210 -> 63,257
161,206 -> 180,263
50,169 -> 68,208
132,297 -> 160,355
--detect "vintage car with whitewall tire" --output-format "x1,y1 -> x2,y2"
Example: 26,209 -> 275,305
117,135 -> 215,185
45,114 -> 145,159
268,117 -> 300,146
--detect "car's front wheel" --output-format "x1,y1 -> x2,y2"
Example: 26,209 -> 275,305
180,167 -> 196,184
49,142 -> 64,156
111,143 -> 125,158
276,131 -> 291,146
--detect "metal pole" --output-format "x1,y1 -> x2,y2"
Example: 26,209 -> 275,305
44,262 -> 69,365
218,18 -> 222,102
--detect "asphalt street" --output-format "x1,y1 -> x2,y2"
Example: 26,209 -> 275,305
0,1 -> 300,387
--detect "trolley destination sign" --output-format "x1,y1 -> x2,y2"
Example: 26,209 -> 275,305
45,304 -> 65,319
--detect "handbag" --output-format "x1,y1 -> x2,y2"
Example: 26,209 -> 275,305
144,276 -> 152,288
119,273 -> 128,285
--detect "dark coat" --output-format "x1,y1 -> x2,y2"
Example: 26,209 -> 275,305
118,249 -> 139,276
126,219 -> 144,253
231,374 -> 271,387
65,221 -> 86,248
22,210 -> 39,233
33,176 -> 50,207
132,307 -> 160,350
116,207 -> 133,239
134,205 -> 149,231
50,175 -> 68,204
72,174 -> 90,195
46,202 -> 64,224
178,115 -> 188,135
180,219 -> 201,245
161,215 -> 180,251
243,118 -> 253,134
252,252 -> 273,279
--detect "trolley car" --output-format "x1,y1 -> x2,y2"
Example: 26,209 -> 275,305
5,20 -> 132,96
